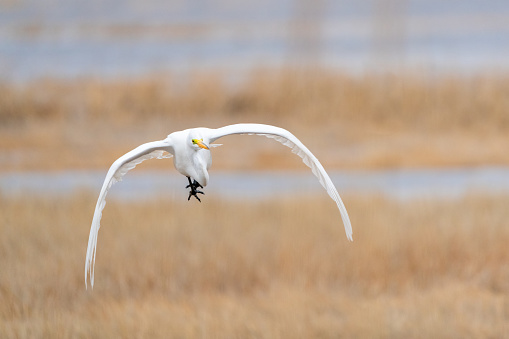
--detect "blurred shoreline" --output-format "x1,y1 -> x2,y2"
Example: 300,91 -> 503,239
3,167 -> 509,200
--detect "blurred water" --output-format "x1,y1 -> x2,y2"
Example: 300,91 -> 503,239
1,0 -> 508,80
2,167 -> 509,201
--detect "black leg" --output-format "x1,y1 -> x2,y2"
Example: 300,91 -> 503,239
186,178 -> 203,189
193,180 -> 203,189
186,176 -> 193,189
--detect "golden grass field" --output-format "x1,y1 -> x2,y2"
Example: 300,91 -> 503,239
1,69 -> 509,337
1,69 -> 509,171
1,193 -> 509,338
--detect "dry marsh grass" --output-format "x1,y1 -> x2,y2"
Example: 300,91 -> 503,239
1,69 -> 509,171
1,193 -> 509,338
2,70 -> 509,130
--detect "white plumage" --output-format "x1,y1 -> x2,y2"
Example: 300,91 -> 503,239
85,123 -> 352,288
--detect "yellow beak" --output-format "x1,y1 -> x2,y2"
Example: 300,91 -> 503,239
195,139 -> 209,150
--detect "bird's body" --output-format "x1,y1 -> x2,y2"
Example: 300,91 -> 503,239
85,123 -> 352,288
170,128 -> 212,186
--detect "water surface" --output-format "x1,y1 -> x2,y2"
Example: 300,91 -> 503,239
1,0 -> 509,80
2,167 -> 508,201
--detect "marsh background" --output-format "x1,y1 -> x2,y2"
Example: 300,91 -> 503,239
1,0 -> 509,337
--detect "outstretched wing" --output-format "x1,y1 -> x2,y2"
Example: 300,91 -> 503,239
85,140 -> 174,289
208,123 -> 352,241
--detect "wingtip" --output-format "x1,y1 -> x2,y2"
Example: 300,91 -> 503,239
85,271 -> 90,290
85,276 -> 94,290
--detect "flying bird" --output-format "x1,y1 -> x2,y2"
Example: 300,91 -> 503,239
85,123 -> 352,288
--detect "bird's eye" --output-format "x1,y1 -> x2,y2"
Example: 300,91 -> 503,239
192,139 -> 197,144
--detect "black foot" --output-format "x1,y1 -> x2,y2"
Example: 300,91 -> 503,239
186,178 -> 203,190
186,177 -> 204,202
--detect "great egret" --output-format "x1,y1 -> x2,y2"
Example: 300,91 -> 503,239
85,123 -> 352,288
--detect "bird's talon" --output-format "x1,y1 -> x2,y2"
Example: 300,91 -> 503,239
188,191 -> 201,202
186,177 -> 204,201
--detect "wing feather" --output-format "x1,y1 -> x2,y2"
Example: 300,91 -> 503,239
208,124 -> 352,241
85,140 -> 173,288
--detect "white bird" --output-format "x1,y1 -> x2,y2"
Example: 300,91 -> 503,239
85,123 -> 352,288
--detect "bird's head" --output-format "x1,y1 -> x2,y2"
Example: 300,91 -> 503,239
190,137 -> 210,151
